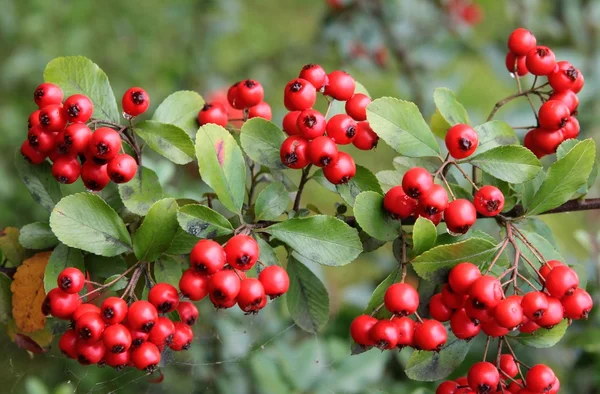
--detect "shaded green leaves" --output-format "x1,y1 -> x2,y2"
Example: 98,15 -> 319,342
469,145 -> 541,184
412,217 -> 437,256
255,183 -> 290,221
513,319 -> 568,348
286,257 -> 329,333
19,223 -> 58,250
0,273 -> 11,324
118,167 -> 163,216
133,198 -> 179,262
353,191 -> 400,242
474,121 -> 519,155
240,118 -> 287,169
44,244 -> 84,293
405,334 -> 472,381
134,121 -> 195,165
433,88 -> 470,127
152,91 -> 204,137
176,204 -> 234,239
336,165 -> 382,206
154,256 -> 183,287
14,150 -> 62,212
363,267 -> 400,318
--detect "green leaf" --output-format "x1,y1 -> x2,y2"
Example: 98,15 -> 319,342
405,334 -> 472,381
50,193 -> 131,256
376,170 -> 403,193
0,273 -> 12,324
85,255 -> 127,282
43,244 -> 84,293
474,121 -> 519,155
527,139 -> 596,215
557,139 -> 598,196
367,97 -> 441,158
412,217 -> 438,256
14,150 -> 62,212
512,229 -> 562,279
265,215 -> 362,266
240,118 -> 287,169
513,319 -> 568,348
165,228 -> 198,255
469,145 -> 542,184
19,223 -> 58,250
154,256 -> 183,287
336,165 -> 383,206
433,88 -> 470,127
134,120 -> 195,165
256,236 -> 279,266
429,109 -> 452,139
152,90 -> 204,137
363,267 -> 400,318
255,183 -> 290,221
118,167 -> 163,216
44,56 -> 120,123
133,198 -> 179,262
286,256 -> 329,333
0,227 -> 25,266
105,274 -> 128,291
412,237 -> 500,283
177,204 -> 234,239
353,191 -> 400,242
196,124 -> 247,214
518,170 -> 545,209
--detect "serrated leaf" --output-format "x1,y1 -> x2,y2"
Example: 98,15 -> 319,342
405,334 -> 471,381
376,170 -> 403,193
557,139 -> 598,196
134,120 -> 195,165
43,244 -> 84,293
286,256 -> 329,333
118,167 -> 163,216
255,183 -> 290,221
177,204 -> 234,239
353,191 -> 400,242
196,124 -> 246,214
152,90 -> 204,137
265,215 -> 362,266
50,193 -> 131,257
433,88 -> 470,127
469,145 -> 542,184
527,139 -> 596,215
19,223 -> 58,250
154,256 -> 183,287
133,198 -> 179,262
0,273 -> 12,324
44,56 -> 120,123
336,165 -> 383,206
364,267 -> 400,318
412,217 -> 437,256
513,319 -> 568,348
14,150 -> 62,212
367,97 -> 441,158
474,121 -> 519,155
240,118 -> 287,169
256,237 -> 279,266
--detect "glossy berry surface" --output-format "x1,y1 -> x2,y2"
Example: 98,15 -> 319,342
352,121 -> 379,150
326,114 -> 357,145
308,136 -> 338,167
198,102 -> 228,127
107,154 -> 138,183
402,167 -> 433,199
122,87 -> 150,116
345,93 -> 371,121
64,94 -> 94,123
384,283 -> 419,316
179,269 -> 210,301
284,78 -> 317,111
297,109 -> 326,139
224,234 -> 259,271
445,124 -> 478,159
299,64 -> 328,90
148,283 -> 180,313
323,151 -> 356,184
508,28 -> 537,55
473,186 -> 504,216
237,79 -> 264,108
280,135 -> 310,169
57,267 -> 85,294
324,70 -> 355,101
190,239 -> 226,274
89,127 -> 122,161
383,186 -> 417,219
526,46 -> 557,76
258,265 -> 289,298
34,83 -> 63,108
81,161 -> 110,191
444,199 -> 477,235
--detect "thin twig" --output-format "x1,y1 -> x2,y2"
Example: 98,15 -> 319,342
451,162 -> 479,190
486,237 -> 510,274
293,164 -> 313,211
79,262 -> 141,300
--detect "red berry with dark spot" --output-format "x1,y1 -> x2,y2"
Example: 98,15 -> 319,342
521,291 -> 549,321
536,296 -> 564,328
392,316 -> 415,347
101,297 -> 128,325
57,267 -> 85,294
549,90 -> 579,114
494,295 -> 523,329
130,329 -> 149,348
548,61 -> 581,92
323,151 -> 356,184
208,270 -> 241,307
105,350 -> 130,370
28,126 -> 56,153
369,320 -> 399,350
326,114 -> 357,145
352,121 -> 379,150
224,235 -> 259,271
299,64 -> 328,90
258,265 -> 290,298
308,136 -> 339,167
28,109 -> 41,130
473,186 -> 504,217
179,269 -> 210,301
284,78 -> 317,111
444,199 -> 477,235
402,167 -> 433,199
34,83 -> 63,108
419,184 -> 449,216
526,46 -> 557,76
562,117 -> 580,140
384,283 -> 419,316
571,69 -> 585,93
345,93 -> 371,121
42,288 -> 80,320
248,101 -> 272,120
297,108 -> 326,139
520,318 -> 540,333
237,278 -> 266,314
177,301 -> 199,325
148,316 -> 175,348
449,262 -> 481,295
81,161 -> 110,191
450,308 -> 481,340
324,70 -> 355,101
198,102 -> 228,127
148,283 -> 180,314
505,52 -> 528,76
545,265 -> 579,298
127,300 -> 159,333
280,135 -> 310,169
52,156 -> 81,184
39,104 -> 67,133
562,288 -> 593,320
383,186 -> 418,219
89,127 -> 122,161
468,362 -> 500,394
531,128 -> 564,155
131,342 -> 161,371
122,87 -> 150,117
170,322 -> 194,351
59,329 -> 79,359
507,28 -> 537,56
190,239 -> 226,275
526,364 -> 556,393
103,323 -> 132,353
415,206 -> 443,226
64,94 -> 94,123
481,318 -> 510,337
107,154 -> 138,183
58,123 -> 93,154
429,293 -> 453,322
539,100 -> 570,130
445,124 -> 478,159
414,319 -> 447,351
76,340 -> 105,365
469,275 -> 503,309
282,111 -> 302,135
21,141 -> 47,164
75,312 -> 105,342
237,79 -> 264,108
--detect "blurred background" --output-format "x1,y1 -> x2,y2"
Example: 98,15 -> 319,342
1,0 -> 600,392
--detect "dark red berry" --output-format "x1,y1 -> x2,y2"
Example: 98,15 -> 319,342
529,128 -> 564,155
562,288 -> 593,320
42,288 -> 80,320
521,291 -> 549,321
107,154 -> 138,183
350,315 -> 377,346
280,135 -> 310,169
352,121 -> 379,150
227,82 -> 245,110
442,283 -> 468,309
384,283 -> 419,316
127,300 -> 159,333
64,94 -> 94,123
326,114 -> 357,145
198,102 -> 228,127
28,126 -> 56,153
414,319 -> 447,351
297,109 -> 326,139
21,141 -> 47,164
148,316 -> 175,348
549,90 -> 579,115
39,104 -> 67,133
122,87 -> 150,117
481,318 -> 510,337
445,124 -> 478,159
562,116 -> 580,140
58,123 -> 92,154
237,79 -> 264,108
494,295 -> 523,329
75,312 -> 105,342
469,275 -> 503,309
101,296 -> 128,324
468,362 -> 500,394
179,269 -> 210,301
81,161 -> 110,191
237,278 -> 267,314
177,301 -> 199,325
450,308 -> 481,340
545,265 -> 579,298
307,136 -> 339,167
169,322 -> 194,351
500,354 -> 519,378
72,304 -> 101,322
548,61 -> 580,92
52,156 -> 81,184
34,83 -> 63,108
526,364 -> 556,393
105,350 -> 130,370
392,316 -> 415,348
419,184 -> 449,216
369,320 -> 399,350
429,293 -> 453,322
436,381 -> 459,394
76,340 -> 105,365
536,296 -> 564,328
208,270 -> 241,308
449,262 -> 481,295
131,342 -> 161,371
284,78 -> 317,111
323,151 -> 356,184
89,127 -> 122,161
28,109 -> 41,130
538,100 -> 570,130
59,329 -> 78,359
189,239 -> 226,275
402,167 -> 433,199
473,186 -> 504,217
103,323 -> 132,353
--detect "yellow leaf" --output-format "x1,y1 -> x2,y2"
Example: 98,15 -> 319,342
10,252 -> 50,332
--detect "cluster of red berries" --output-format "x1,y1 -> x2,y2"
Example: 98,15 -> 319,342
197,79 -> 272,127
437,361 -> 560,394
21,83 -> 149,190
179,235 -> 290,312
44,268 -> 196,372
350,283 -> 448,352
279,64 -> 378,184
504,28 -> 584,158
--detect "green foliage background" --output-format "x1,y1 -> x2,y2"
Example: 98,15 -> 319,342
0,0 -> 599,393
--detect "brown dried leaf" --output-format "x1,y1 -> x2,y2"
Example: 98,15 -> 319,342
10,251 -> 50,332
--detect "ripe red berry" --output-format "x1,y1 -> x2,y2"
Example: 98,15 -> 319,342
282,111 -> 302,135
103,323 -> 132,353
58,123 -> 92,154
369,320 -> 399,350
190,239 -> 226,275
473,186 -> 505,217
258,265 -> 290,298
436,381 -> 459,394
52,157 -> 81,184
39,104 -> 67,133
280,135 -> 310,169
42,288 -> 80,320
227,82 -> 245,110
469,275 -> 503,309
177,301 -> 199,325
548,61 -> 581,93
81,161 -> 110,191
481,318 -> 510,337
20,141 -> 47,164
402,167 -> 434,199
28,109 -> 41,130
28,126 -> 56,153
549,90 -> 579,114
444,199 -> 477,235
72,303 -> 100,322
248,101 -> 272,120
571,69 -> 585,93
562,288 -> 593,320
536,296 -> 564,328
538,100 -> 570,130
75,312 -> 105,342
148,316 -> 175,348
224,235 -> 259,271
208,270 -> 241,307
64,94 -> 94,123
237,278 -> 267,314
419,184 -> 449,216
198,102 -> 228,127
297,108 -> 326,139
57,267 -> 85,294
323,151 -> 356,184
122,87 -> 150,117
324,70 -> 355,101
131,342 -> 161,371
236,80 -> 264,108
500,354 -> 519,378
127,300 -> 159,333
526,364 -> 556,393
107,154 -> 138,183
179,269 -> 210,301
384,283 -> 419,316
505,52 -> 528,76
429,293 -> 453,322
445,124 -> 478,159
468,362 -> 500,394
148,283 -> 180,314
350,314 -> 377,346
414,319 -> 447,351
307,136 -> 339,167
170,322 -> 194,351
345,93 -> 371,121
526,46 -> 557,76
284,78 -> 317,111
105,350 -> 130,370
76,340 -> 105,365
34,83 -> 63,108
562,117 -> 580,140
101,296 -> 128,324
299,64 -> 328,90
508,28 -> 537,56
383,186 -> 418,219
130,329 -> 149,348
59,329 -> 79,359
441,284 -> 468,309
529,128 -> 564,155
89,127 -> 122,161
539,260 -> 564,280
415,206 -> 443,225
494,295 -> 523,329
392,316 -> 415,347
450,308 -> 481,340
521,291 -> 549,321
545,265 -> 579,298
352,121 -> 379,150
326,114 -> 357,145
449,262 -> 481,295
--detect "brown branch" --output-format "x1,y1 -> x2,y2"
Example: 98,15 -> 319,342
293,164 -> 313,212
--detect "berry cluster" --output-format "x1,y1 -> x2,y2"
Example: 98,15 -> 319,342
197,79 -> 272,127
22,83 -> 148,190
180,235 -> 290,312
350,283 -> 448,352
504,28 -> 584,158
279,64 -> 378,184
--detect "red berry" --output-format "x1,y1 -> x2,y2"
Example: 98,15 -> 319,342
282,111 -> 302,135
208,270 -> 241,307
148,316 -> 175,348
248,101 -> 272,120
324,70 -> 355,101
415,206 -> 443,226
523,129 -> 546,159
224,235 -> 259,271
57,267 -> 85,294
170,322 -> 194,351
449,262 -> 481,295
103,323 -> 132,353
28,126 -> 56,153
64,94 -> 94,123
508,28 -> 537,56
326,114 -> 357,145
562,288 -> 593,320
437,381 -> 459,394
419,184 -> 449,216
469,275 -> 503,309
299,64 -> 328,90
58,123 -> 93,155
227,82 -> 245,110
76,340 -> 105,365
384,283 -> 419,316
445,124 -> 479,159
323,151 -> 356,184
130,329 -> 149,348
101,296 -> 128,324
571,70 -> 585,93
21,141 -> 47,164
81,161 -> 110,191
414,319 -> 447,351
179,269 -> 210,301
505,52 -> 528,76
383,185 -> 418,219
34,83 -> 63,108
190,239 -> 226,274
529,128 -> 564,155
105,350 -> 130,370
526,46 -> 557,76
468,362 -> 500,394
42,288 -> 80,320
549,90 -> 579,114
481,318 -> 510,337
258,265 -> 290,298
494,295 -> 523,329
39,104 -> 67,133
562,116 -> 580,140
148,283 -> 180,314
198,102 -> 228,127
107,154 -> 138,183
127,300 -> 159,333
72,303 -> 100,322
450,308 -> 481,340
369,320 -> 399,350
521,291 -> 549,321
237,278 -> 267,314
75,312 -> 105,342
429,293 -> 453,322
500,354 -> 519,378
536,296 -> 564,328
444,199 -> 477,235
539,260 -> 564,280
177,301 -> 199,325
122,87 -> 150,117
526,364 -> 556,393
280,135 -> 310,169
392,316 -> 415,347
548,61 -> 581,92
89,127 -> 122,161
442,284 -> 468,309
545,265 -> 579,298
538,100 -> 570,130
48,147 -> 63,163
28,109 -> 41,130
284,78 -> 317,111
297,108 -> 326,139
59,329 -> 79,359
52,157 -> 81,184
473,186 -> 505,217
307,136 -> 339,167
350,314 -> 377,346
236,79 -> 264,108
345,93 -> 371,121
131,342 -> 161,371
402,167 -> 434,199
352,121 -> 379,150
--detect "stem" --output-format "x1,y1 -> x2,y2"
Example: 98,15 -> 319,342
414,312 -> 424,323
293,164 -> 313,211
439,174 -> 456,200
503,338 -> 527,383
483,336 -> 491,361
485,237 -> 509,274
496,339 -> 503,368
451,162 -> 479,190
121,263 -> 146,300
79,262 -> 141,300
486,83 -> 548,122
510,225 -> 547,265
400,232 -> 408,282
